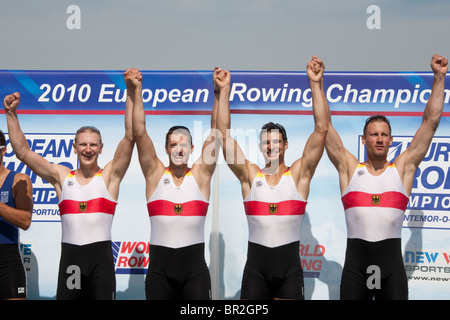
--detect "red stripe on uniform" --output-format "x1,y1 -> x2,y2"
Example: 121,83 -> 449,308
58,198 -> 117,215
342,191 -> 409,211
147,199 -> 209,217
244,200 -> 306,216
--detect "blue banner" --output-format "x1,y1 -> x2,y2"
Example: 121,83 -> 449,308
1,70 -> 449,114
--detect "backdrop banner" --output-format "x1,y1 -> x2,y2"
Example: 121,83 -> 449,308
1,70 -> 449,300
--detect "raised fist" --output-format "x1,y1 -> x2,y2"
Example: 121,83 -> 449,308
430,54 -> 448,77
307,56 -> 325,83
214,67 -> 230,91
124,68 -> 142,88
3,92 -> 21,112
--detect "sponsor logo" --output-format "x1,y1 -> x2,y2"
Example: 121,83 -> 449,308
299,244 -> 326,278
5,134 -> 78,222
112,241 -> 149,275
20,244 -> 32,273
404,249 -> 450,284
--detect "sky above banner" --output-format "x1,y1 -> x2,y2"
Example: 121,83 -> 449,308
1,1 -> 449,72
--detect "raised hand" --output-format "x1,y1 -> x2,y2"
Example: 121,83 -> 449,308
430,54 -> 448,77
3,92 -> 21,112
306,56 -> 325,83
214,67 -> 230,91
124,68 -> 142,88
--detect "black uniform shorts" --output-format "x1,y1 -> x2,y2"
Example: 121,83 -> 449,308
0,243 -> 27,299
145,243 -> 211,300
241,241 -> 304,300
56,241 -> 116,300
